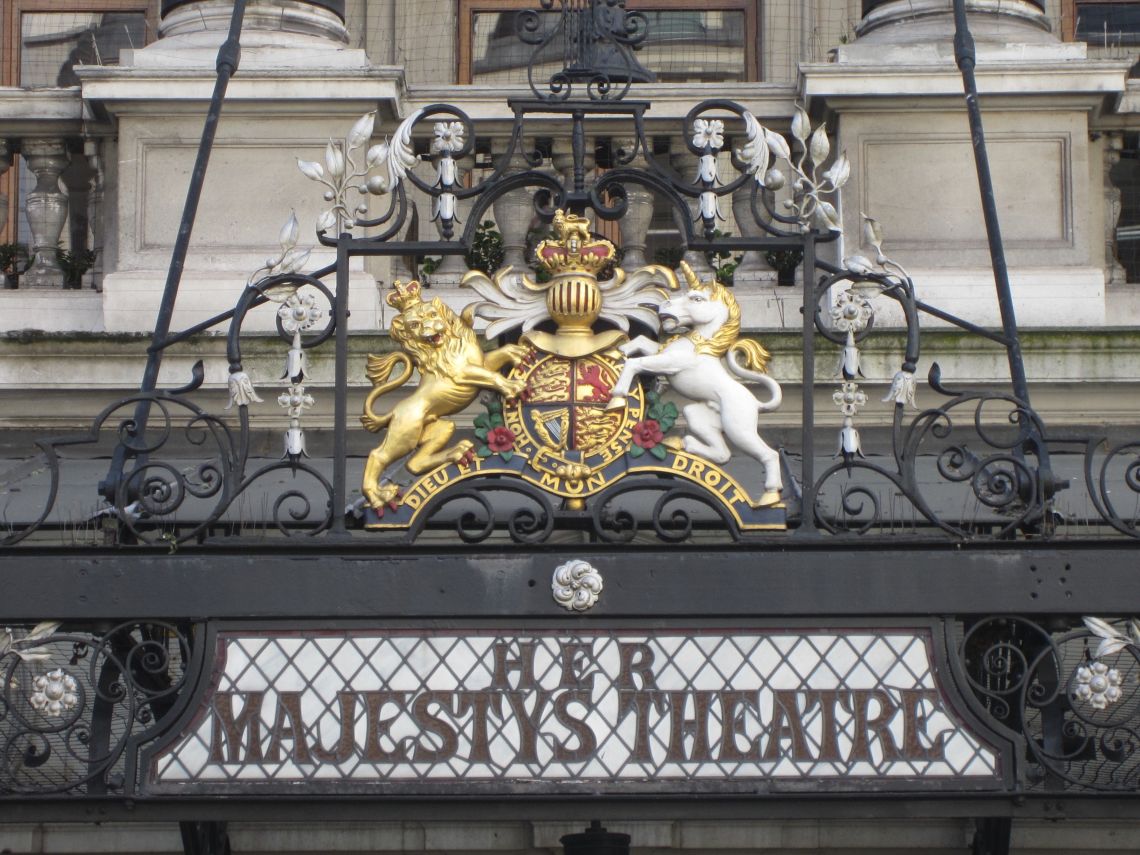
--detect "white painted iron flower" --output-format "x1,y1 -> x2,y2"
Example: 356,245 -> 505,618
883,369 -> 918,408
831,290 -> 874,334
225,371 -> 263,410
30,669 -> 79,717
277,292 -> 323,334
278,385 -> 315,419
1074,660 -> 1123,710
691,118 -> 724,150
432,121 -> 466,154
833,381 -> 868,418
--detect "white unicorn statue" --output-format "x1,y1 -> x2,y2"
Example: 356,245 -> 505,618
607,262 -> 784,506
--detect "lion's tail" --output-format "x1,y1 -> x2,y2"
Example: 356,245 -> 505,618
727,339 -> 782,413
360,352 -> 414,433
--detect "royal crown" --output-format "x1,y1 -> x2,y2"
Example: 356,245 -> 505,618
385,279 -> 424,312
534,210 -> 616,278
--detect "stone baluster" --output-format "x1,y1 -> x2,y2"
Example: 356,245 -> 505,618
613,138 -> 654,269
0,141 -> 10,237
731,182 -> 775,284
1104,132 -> 1127,286
84,139 -> 105,291
430,153 -> 473,284
552,136 -> 596,197
0,141 -> 12,290
670,142 -> 714,277
493,145 -> 536,271
21,139 -> 70,289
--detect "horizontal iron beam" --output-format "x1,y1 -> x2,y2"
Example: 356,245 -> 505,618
0,792 -> 1126,824
0,544 -> 1131,620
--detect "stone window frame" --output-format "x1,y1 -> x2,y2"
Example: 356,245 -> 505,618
1061,0 -> 1140,42
456,0 -> 760,85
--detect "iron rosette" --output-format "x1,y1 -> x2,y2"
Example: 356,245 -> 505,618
960,616 -> 1140,791
0,622 -> 200,796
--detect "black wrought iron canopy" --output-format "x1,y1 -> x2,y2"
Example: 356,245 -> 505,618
2,4 -> 1140,851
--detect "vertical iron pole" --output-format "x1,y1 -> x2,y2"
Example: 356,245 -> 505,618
102,0 -> 247,501
143,0 -> 246,392
331,235 -> 350,536
797,234 -> 818,536
951,0 -> 1031,406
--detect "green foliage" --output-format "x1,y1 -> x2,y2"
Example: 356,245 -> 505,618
0,243 -> 31,280
419,256 -> 441,276
763,248 -> 803,273
474,396 -> 511,460
653,246 -> 684,269
706,229 -> 742,287
472,405 -> 505,440
465,220 -> 504,275
645,389 -> 678,433
55,246 -> 97,288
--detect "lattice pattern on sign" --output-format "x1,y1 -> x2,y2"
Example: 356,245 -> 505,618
150,629 -> 998,792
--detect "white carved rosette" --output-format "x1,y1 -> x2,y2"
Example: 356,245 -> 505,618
552,559 -> 603,612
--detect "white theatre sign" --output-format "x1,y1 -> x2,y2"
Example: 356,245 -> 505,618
145,627 -> 1004,794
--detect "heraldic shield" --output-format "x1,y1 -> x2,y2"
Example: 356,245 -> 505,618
361,211 -> 786,537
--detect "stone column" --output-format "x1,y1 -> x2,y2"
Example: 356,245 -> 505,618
856,0 -> 1050,43
493,146 -> 536,271
21,139 -> 70,290
612,139 -> 654,269
731,182 -> 775,284
670,142 -> 714,277
159,0 -> 349,44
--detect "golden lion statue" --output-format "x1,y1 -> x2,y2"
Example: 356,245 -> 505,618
361,279 -> 529,509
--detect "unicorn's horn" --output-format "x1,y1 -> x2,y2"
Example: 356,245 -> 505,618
679,260 -> 701,289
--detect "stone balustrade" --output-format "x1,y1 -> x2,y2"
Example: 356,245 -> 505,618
0,134 -> 102,291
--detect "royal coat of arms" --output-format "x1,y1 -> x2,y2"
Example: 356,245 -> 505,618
361,210 -> 785,534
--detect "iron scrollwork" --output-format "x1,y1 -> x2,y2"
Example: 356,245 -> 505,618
0,621 -> 200,796
0,11 -> 1136,547
960,616 -> 1140,791
516,0 -> 652,103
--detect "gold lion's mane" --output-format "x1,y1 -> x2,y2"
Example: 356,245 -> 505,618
390,297 -> 478,376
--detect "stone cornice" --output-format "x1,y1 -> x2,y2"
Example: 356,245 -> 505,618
76,65 -> 407,118
0,88 -> 85,138
802,59 -> 1131,106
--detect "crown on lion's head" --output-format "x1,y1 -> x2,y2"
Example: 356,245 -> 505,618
386,279 -> 424,312
534,210 -> 615,278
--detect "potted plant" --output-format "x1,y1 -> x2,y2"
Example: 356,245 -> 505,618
0,242 -> 31,289
763,248 -> 803,287
56,246 -> 98,289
